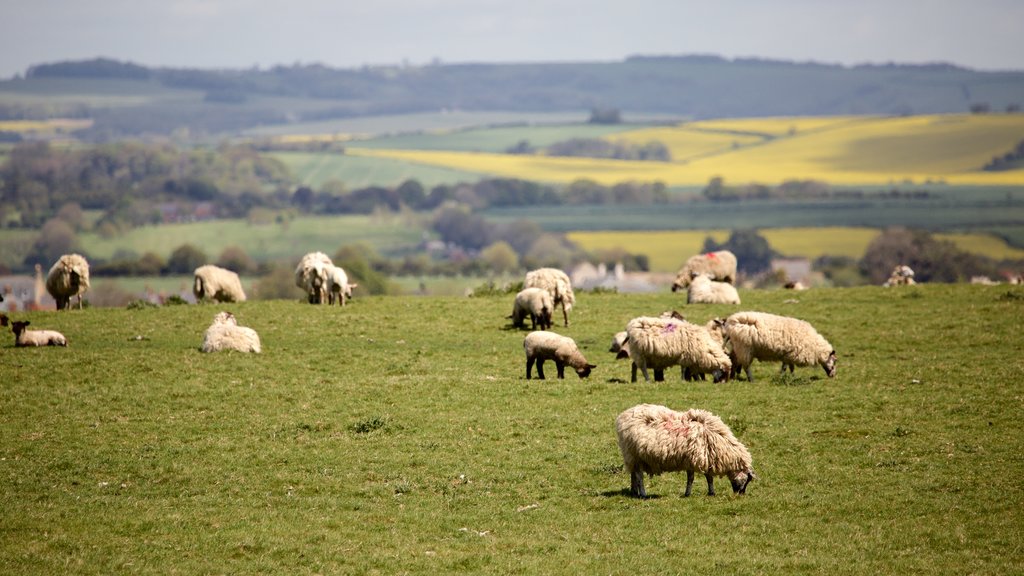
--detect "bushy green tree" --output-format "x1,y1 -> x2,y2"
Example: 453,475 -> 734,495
167,244 -> 207,274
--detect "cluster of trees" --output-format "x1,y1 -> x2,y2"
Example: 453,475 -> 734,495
543,138 -> 671,162
983,139 -> 1024,171
702,177 -> 932,201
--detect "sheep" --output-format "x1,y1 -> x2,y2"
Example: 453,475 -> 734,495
671,250 -> 737,292
5,316 -> 68,347
193,265 -> 247,303
295,252 -> 333,304
325,264 -> 357,306
723,311 -> 836,382
45,253 -> 90,310
200,311 -> 261,353
616,404 -> 755,498
883,264 -> 916,287
523,330 -> 595,379
609,311 -> 686,376
509,287 -> 554,330
687,273 -> 741,305
524,268 -> 575,327
625,315 -> 732,383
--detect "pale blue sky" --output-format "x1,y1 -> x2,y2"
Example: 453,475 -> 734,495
1,0 -> 1020,78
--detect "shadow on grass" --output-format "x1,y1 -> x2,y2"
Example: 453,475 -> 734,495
600,488 -> 663,499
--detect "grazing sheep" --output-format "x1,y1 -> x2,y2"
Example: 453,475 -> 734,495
5,317 -> 67,347
193,265 -> 247,303
524,268 -> 575,327
625,315 -> 731,383
295,252 -> 333,304
325,264 -> 357,306
609,311 -> 687,377
200,311 -> 261,353
671,250 -> 737,292
523,330 -> 595,379
510,287 -> 554,330
724,311 -> 836,382
616,404 -> 755,498
46,253 -> 90,310
687,273 -> 741,305
883,265 -> 916,287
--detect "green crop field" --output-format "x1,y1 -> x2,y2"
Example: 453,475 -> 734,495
271,151 -> 485,189
1,284 -> 1022,574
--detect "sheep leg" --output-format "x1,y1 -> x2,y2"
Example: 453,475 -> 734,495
685,470 -> 695,497
535,359 -> 546,380
631,362 -> 639,383
705,473 -> 716,496
654,368 -> 664,382
561,304 -> 569,327
744,365 -> 755,382
555,362 -> 565,379
526,357 -> 535,379
630,468 -> 647,498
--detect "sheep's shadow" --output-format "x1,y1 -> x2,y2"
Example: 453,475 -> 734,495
600,488 -> 662,500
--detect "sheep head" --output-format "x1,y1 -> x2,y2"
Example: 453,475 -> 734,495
11,320 -> 30,336
574,364 -> 596,379
729,469 -> 757,495
822,350 -> 838,378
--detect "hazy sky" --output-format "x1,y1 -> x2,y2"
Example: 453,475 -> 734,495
1,0 -> 1021,78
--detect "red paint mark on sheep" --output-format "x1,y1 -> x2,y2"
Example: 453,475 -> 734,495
706,252 -> 717,258
661,419 -> 690,435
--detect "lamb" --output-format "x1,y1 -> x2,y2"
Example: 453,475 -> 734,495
524,268 -> 575,327
325,264 -> 357,306
193,265 -> 247,303
723,311 -> 836,382
509,287 -> 554,330
523,330 -> 595,379
4,316 -> 68,347
45,253 -> 90,310
200,311 -> 261,353
883,264 -> 916,287
625,315 -> 731,383
295,252 -> 333,304
671,250 -> 737,292
616,404 -> 756,498
687,273 -> 741,305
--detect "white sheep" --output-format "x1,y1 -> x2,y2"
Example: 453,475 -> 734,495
4,316 -> 68,347
883,264 -> 916,287
524,268 -> 575,327
671,250 -> 737,292
325,264 -> 357,306
509,287 -> 554,331
193,265 -> 247,303
616,404 -> 756,498
45,253 -> 90,310
200,311 -> 261,353
723,311 -> 836,381
687,273 -> 741,305
625,315 -> 732,383
295,252 -> 333,304
523,330 -> 595,379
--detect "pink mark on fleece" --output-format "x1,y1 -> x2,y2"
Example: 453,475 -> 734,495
706,252 -> 717,258
661,417 -> 690,436
662,323 -> 678,334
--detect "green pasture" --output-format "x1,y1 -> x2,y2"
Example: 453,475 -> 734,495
346,123 -> 647,153
271,151 -> 484,189
1,284 -> 1022,574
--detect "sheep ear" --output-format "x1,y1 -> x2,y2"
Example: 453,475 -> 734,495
615,350 -> 630,360
587,363 -> 597,369
350,283 -> 358,289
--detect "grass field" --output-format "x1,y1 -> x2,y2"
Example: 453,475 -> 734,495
270,151 -> 484,189
1,284 -> 1022,574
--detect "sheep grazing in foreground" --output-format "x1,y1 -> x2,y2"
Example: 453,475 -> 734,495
325,264 -> 357,306
883,264 -> 916,287
295,252 -> 333,304
625,315 -> 731,383
193,265 -> 247,303
46,253 -> 91,310
723,311 -> 836,382
510,287 -> 554,330
3,315 -> 68,347
687,273 -> 741,305
523,330 -> 595,379
524,268 -> 575,327
616,404 -> 755,498
671,250 -> 737,292
200,311 -> 261,353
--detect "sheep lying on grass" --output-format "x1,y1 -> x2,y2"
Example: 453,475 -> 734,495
2,315 -> 67,347
46,253 -> 90,310
687,273 -> 740,305
295,252 -> 333,304
616,404 -> 755,498
200,311 -> 261,353
510,287 -> 554,330
524,268 -> 575,327
193,265 -> 247,303
523,331 -> 595,379
671,250 -> 737,292
325,264 -> 357,306
625,315 -> 731,383
723,311 -> 836,381
883,265 -> 916,287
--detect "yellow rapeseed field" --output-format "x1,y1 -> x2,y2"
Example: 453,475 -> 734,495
0,118 -> 93,135
350,114 -> 1024,186
568,227 -> 1024,273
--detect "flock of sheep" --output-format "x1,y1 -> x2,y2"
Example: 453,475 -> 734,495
512,251 -> 837,498
9,249 -> 843,499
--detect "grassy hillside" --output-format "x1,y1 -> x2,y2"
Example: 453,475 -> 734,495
1,284 -> 1022,574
